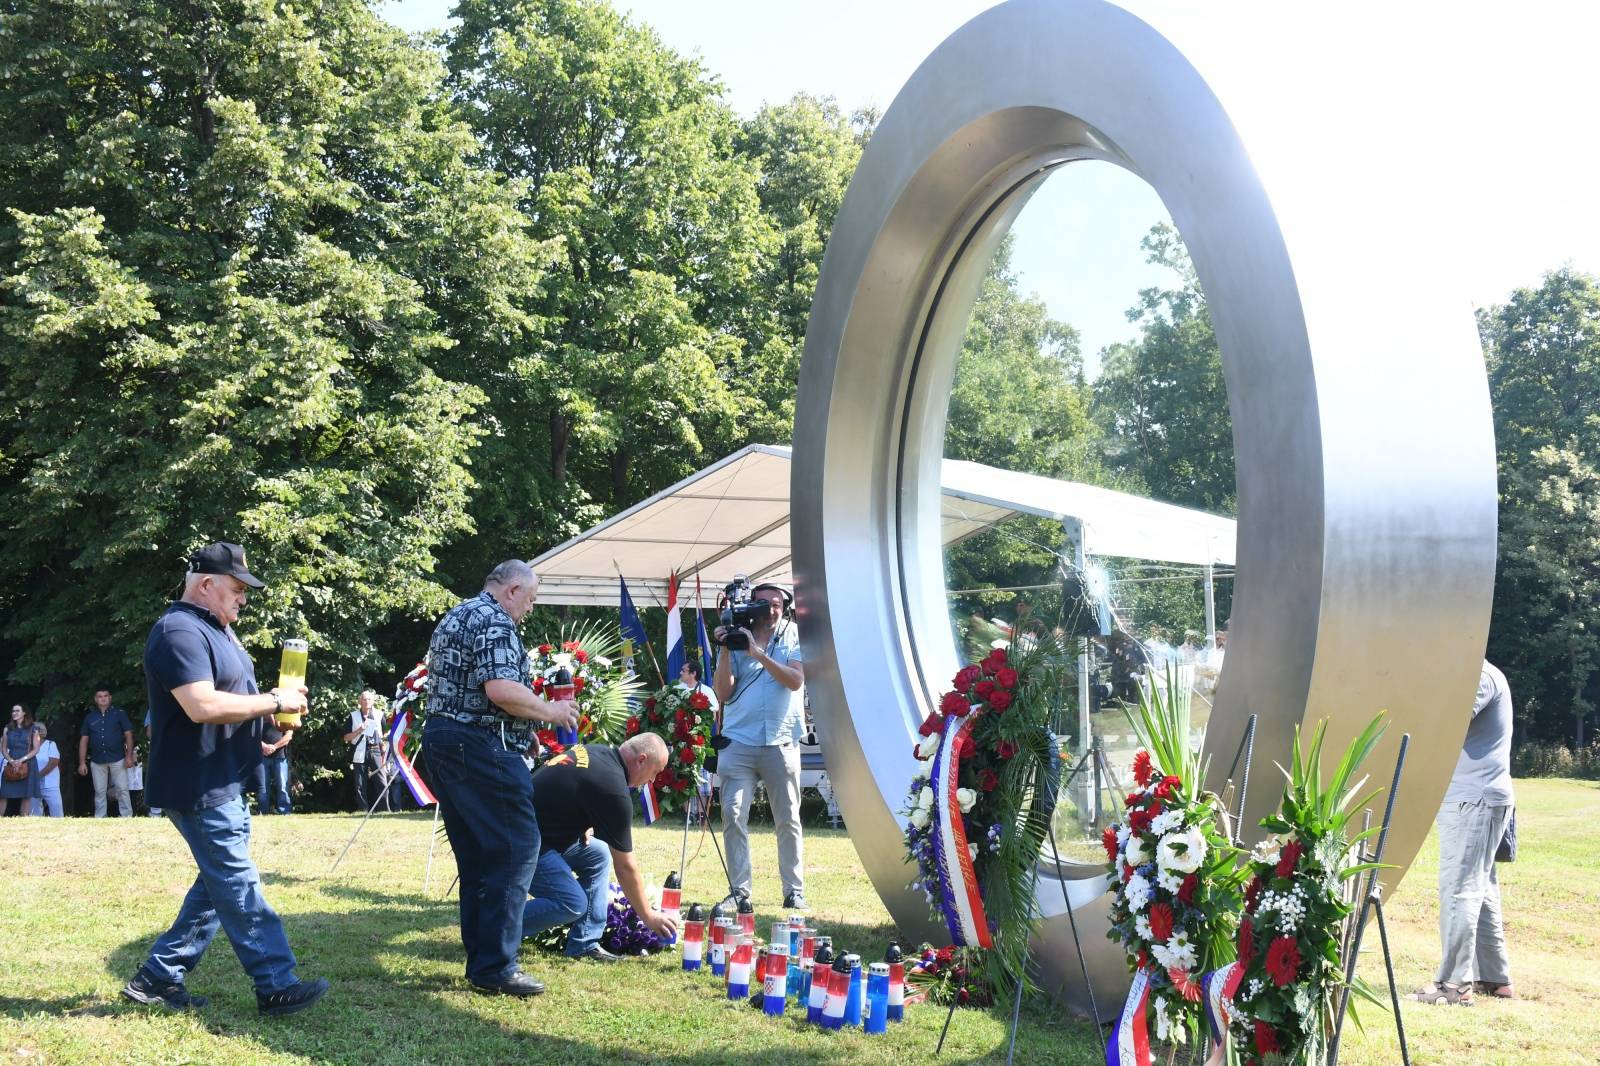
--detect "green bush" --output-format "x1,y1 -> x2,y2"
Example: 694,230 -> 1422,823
1513,740 -> 1600,780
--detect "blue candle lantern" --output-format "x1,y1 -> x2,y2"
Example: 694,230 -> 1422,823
842,953 -> 864,1027
865,962 -> 890,1033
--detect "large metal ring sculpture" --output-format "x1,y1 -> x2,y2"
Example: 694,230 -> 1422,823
793,0 -> 1497,1017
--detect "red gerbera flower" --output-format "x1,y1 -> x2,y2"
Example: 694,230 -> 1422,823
996,739 -> 1018,759
573,676 -> 586,694
624,716 -> 640,736
538,643 -> 553,654
1132,750 -> 1153,787
678,746 -> 696,765
1276,839 -> 1304,879
531,677 -> 545,694
1148,902 -> 1174,942
1265,935 -> 1301,986
1101,826 -> 1119,863
574,650 -> 589,664
1153,774 -> 1181,800
1237,917 -> 1255,965
978,768 -> 1000,792
1167,966 -> 1201,1002
940,692 -> 969,717
691,734 -> 705,747
1254,1021 -> 1279,1055
1245,875 -> 1264,913
1128,808 -> 1153,833
688,691 -> 711,711
988,689 -> 1013,712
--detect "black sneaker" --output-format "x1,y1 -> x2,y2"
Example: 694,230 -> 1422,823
783,892 -> 810,912
470,971 -> 545,997
257,977 -> 330,1017
572,945 -> 621,964
122,972 -> 208,1011
718,891 -> 748,913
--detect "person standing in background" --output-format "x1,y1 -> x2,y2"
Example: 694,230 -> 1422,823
253,718 -> 293,815
78,686 -> 135,817
32,721 -> 63,817
3,704 -> 41,816
344,691 -> 387,811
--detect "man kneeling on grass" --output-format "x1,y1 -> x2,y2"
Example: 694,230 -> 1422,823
522,733 -> 679,962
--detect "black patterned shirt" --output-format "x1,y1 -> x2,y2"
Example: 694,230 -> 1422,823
426,591 -> 530,718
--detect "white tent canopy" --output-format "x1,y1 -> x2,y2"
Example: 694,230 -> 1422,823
528,444 -> 1235,608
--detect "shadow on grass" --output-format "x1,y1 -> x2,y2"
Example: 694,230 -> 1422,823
91,878 -> 1097,1065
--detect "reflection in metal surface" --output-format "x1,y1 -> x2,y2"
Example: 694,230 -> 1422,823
793,0 -> 1496,1018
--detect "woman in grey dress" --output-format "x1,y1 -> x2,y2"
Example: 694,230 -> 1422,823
3,704 -> 42,815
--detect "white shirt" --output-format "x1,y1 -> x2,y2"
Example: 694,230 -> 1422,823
350,711 -> 382,763
34,739 -> 60,787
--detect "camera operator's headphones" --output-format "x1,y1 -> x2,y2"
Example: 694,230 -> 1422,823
751,582 -> 795,617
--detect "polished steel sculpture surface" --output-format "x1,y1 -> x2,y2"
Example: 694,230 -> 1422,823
792,0 -> 1497,1017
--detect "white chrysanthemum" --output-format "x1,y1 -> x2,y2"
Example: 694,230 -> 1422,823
1156,867 -> 1184,894
1149,809 -> 1183,835
1158,826 -> 1208,874
1134,914 -> 1153,940
1117,825 -> 1132,848
1126,835 -> 1154,866
1125,871 -> 1153,913
1154,996 -> 1172,1042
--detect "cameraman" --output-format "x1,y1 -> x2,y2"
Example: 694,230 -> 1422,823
713,582 -> 807,911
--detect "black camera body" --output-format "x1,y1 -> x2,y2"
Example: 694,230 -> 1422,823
714,574 -> 791,650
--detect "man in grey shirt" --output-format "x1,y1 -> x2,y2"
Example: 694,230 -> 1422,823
1414,660 -> 1515,1005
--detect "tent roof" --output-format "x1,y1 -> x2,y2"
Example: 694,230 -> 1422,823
529,444 -> 1235,607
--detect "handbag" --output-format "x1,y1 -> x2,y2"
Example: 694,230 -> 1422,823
1494,807 -> 1517,863
3,759 -> 29,782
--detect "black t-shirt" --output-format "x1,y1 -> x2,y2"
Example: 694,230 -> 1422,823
143,601 -> 263,811
531,744 -> 634,856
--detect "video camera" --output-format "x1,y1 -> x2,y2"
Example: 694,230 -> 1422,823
714,574 -> 790,651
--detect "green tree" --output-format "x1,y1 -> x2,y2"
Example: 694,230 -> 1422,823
0,0 -> 551,803
445,0 -> 772,542
1091,223 -> 1235,514
1483,268 -> 1600,746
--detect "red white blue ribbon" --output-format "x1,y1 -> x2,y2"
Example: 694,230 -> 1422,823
929,713 -> 992,949
386,707 -> 436,807
639,781 -> 660,825
1202,961 -> 1244,1045
1106,967 -> 1153,1066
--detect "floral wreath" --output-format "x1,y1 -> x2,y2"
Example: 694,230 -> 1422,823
622,682 -> 715,815
902,642 -> 1061,994
1103,669 -> 1245,1060
1222,715 -> 1389,1065
526,620 -> 644,761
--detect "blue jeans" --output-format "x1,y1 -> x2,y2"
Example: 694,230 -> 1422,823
139,794 -> 299,994
522,838 -> 613,957
252,754 -> 291,814
422,718 -> 540,984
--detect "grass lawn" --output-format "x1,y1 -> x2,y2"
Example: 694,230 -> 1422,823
2,778 -> 1596,1064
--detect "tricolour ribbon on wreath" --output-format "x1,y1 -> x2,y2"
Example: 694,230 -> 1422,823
387,664 -> 436,807
1107,967 -> 1153,1066
927,712 -> 992,949
1202,961 -> 1243,1046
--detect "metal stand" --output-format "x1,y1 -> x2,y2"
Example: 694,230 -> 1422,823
1328,734 -> 1412,1066
423,803 -> 443,893
1222,714 -> 1258,842
328,771 -> 401,874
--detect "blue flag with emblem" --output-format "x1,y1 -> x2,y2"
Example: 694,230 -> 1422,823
619,575 -> 648,661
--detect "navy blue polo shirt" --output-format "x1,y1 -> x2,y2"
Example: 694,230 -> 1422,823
79,706 -> 134,764
143,601 -> 264,811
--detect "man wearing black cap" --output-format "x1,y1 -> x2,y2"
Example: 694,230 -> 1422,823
122,542 -> 329,1016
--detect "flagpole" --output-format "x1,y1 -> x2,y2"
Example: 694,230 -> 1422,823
613,560 -> 667,686
678,794 -> 692,884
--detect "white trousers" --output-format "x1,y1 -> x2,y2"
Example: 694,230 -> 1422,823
718,739 -> 804,899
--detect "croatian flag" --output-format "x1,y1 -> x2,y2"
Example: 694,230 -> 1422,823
665,572 -> 685,681
639,781 -> 661,825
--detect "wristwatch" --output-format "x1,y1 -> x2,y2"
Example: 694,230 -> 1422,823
271,691 -> 283,714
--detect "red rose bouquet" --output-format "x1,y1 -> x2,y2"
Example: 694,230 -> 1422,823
527,620 -> 644,760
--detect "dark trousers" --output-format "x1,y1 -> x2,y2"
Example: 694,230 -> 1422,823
422,718 -> 540,984
252,754 -> 291,814
350,760 -> 388,812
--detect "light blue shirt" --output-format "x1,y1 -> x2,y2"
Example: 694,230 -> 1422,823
719,631 -> 804,747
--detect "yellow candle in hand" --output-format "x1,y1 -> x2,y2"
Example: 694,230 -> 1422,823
276,639 -> 308,727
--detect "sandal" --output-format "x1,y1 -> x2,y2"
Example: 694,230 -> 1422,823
1472,981 -> 1515,999
1408,982 -> 1474,1006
